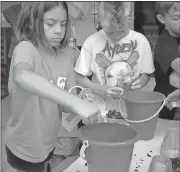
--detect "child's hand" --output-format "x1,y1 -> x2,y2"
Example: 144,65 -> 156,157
166,89 -> 180,109
79,88 -> 96,102
131,76 -> 141,89
131,74 -> 150,90
82,110 -> 103,125
106,86 -> 123,95
98,86 -> 123,98
89,83 -> 123,99
83,93 -> 95,102
82,114 -> 97,125
73,100 -> 99,119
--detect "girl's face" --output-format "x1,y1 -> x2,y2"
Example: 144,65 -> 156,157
43,6 -> 67,47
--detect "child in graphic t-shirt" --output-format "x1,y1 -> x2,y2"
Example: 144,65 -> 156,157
74,2 -> 155,115
154,2 -> 180,120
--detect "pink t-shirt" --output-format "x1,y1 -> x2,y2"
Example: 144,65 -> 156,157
5,41 -> 79,163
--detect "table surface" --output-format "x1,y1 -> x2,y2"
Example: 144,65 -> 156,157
52,119 -> 180,172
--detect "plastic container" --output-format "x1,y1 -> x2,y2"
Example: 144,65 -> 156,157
78,122 -> 139,172
120,90 -> 166,140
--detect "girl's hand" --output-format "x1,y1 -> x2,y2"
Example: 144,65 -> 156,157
79,88 -> 102,124
82,113 -> 98,125
79,88 -> 96,103
131,73 -> 150,90
82,93 -> 95,102
166,89 -> 180,109
73,100 -> 99,119
82,110 -> 103,125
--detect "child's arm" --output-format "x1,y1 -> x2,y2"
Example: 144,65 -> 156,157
170,71 -> 180,88
75,72 -> 123,98
13,63 -> 98,119
140,73 -> 151,88
166,89 -> 180,109
171,58 -> 180,75
166,70 -> 180,111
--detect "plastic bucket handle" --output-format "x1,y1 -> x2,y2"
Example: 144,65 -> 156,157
119,91 -> 168,123
80,140 -> 89,158
69,85 -> 84,93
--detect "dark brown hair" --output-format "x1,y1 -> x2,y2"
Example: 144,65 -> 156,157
16,1 -> 69,49
156,2 -> 175,16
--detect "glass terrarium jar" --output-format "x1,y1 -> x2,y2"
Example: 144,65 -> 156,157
160,128 -> 180,159
148,155 -> 172,172
117,75 -> 132,91
105,94 -> 128,123
105,93 -> 122,113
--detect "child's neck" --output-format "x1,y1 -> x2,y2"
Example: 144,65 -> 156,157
115,29 -> 130,41
37,44 -> 57,59
106,28 -> 130,43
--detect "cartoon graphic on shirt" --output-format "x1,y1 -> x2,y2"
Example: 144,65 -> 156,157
50,77 -> 66,89
57,77 -> 66,89
95,40 -> 139,88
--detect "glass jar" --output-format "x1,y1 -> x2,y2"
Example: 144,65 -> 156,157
117,75 -> 132,91
160,128 -> 180,158
148,155 -> 172,172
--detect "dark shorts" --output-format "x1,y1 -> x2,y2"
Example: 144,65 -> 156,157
6,145 -> 54,172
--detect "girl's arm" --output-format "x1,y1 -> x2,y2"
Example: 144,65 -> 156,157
75,72 -> 123,98
13,63 -> 98,118
75,72 -> 104,96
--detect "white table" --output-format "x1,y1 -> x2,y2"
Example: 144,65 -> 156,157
52,119 -> 180,172
129,119 -> 180,171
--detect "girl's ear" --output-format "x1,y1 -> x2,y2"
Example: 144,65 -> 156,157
156,14 -> 165,24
